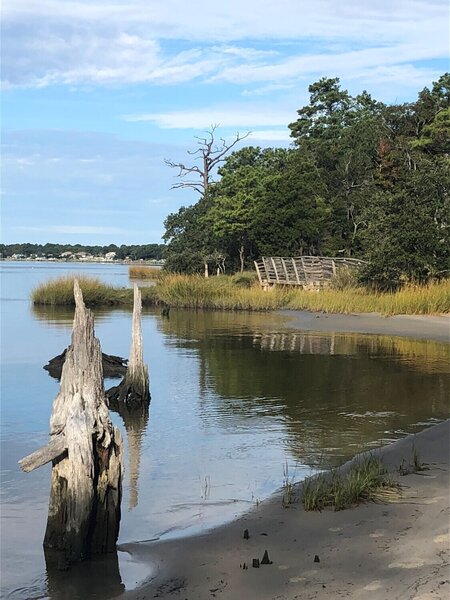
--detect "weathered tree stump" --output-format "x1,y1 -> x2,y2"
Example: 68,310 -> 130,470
19,281 -> 123,563
107,284 -> 150,409
44,349 -> 127,380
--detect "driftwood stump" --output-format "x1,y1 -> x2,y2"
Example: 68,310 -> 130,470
19,281 -> 123,562
107,284 -> 150,408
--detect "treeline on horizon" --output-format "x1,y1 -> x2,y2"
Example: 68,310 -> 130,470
0,243 -> 166,261
163,74 -> 450,289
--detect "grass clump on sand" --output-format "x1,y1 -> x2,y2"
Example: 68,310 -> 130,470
32,275 -> 133,306
129,265 -> 162,280
302,455 -> 398,512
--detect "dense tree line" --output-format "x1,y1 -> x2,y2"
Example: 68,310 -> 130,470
163,74 -> 450,289
0,243 -> 166,260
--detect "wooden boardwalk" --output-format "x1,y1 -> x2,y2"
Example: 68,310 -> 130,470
254,256 -> 367,288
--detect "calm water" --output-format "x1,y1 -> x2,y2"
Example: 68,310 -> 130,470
1,262 -> 449,599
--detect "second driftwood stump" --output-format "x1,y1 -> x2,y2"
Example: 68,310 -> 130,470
19,281 -> 123,562
107,284 -> 150,408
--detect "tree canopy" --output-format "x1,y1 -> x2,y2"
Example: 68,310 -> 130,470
163,74 -> 450,288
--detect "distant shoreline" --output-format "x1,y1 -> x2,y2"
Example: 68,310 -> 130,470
1,258 -> 164,266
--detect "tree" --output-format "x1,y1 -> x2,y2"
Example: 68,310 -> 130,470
164,126 -> 250,275
205,147 -> 290,271
163,198 -> 220,273
165,125 -> 250,196
289,78 -> 385,255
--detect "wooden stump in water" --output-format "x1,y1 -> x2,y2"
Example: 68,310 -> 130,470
19,280 -> 123,562
107,284 -> 150,408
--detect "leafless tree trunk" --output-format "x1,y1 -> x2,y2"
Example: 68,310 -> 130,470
165,125 -> 250,195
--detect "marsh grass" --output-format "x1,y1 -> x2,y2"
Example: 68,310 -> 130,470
32,273 -> 449,315
282,462 -> 297,506
155,276 -> 449,315
286,280 -> 450,315
129,265 -> 162,280
301,455 -> 398,511
32,275 -> 132,306
399,442 -> 428,476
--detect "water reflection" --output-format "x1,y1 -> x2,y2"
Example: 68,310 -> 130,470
2,268 -> 449,600
108,396 -> 150,510
31,303 -> 132,328
158,310 -> 449,466
44,549 -> 125,600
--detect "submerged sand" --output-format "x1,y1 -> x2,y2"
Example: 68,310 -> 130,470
117,313 -> 449,600
276,311 -> 450,343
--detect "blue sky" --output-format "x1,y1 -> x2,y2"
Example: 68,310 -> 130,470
1,0 -> 449,245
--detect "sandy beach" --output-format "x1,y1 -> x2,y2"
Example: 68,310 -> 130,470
117,313 -> 450,600
277,311 -> 450,343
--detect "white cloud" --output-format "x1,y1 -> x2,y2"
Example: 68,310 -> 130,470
211,42 -> 448,85
248,130 -> 292,142
2,0 -> 447,88
3,1 -> 447,44
123,107 -> 294,129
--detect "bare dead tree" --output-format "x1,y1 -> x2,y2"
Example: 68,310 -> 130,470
165,125 -> 250,196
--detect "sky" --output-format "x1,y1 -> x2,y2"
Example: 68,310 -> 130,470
1,0 -> 449,246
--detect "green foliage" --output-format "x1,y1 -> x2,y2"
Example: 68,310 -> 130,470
159,74 -> 450,287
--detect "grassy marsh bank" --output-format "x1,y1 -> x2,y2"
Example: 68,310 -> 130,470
32,273 -> 450,316
128,265 -> 162,280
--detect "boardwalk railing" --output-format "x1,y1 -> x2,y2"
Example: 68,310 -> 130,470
254,256 -> 367,288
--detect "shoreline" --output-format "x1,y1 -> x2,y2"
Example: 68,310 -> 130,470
277,310 -> 450,343
118,420 -> 450,600
113,311 -> 449,600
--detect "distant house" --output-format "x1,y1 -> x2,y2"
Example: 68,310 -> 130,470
105,252 -> 116,261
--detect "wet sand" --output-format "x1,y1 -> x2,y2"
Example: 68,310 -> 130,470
277,311 -> 450,343
117,313 -> 449,600
118,421 -> 449,600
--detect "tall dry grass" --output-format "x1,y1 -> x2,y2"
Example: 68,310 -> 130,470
128,265 -> 162,280
32,273 -> 450,316
286,280 -> 450,315
32,275 -> 131,306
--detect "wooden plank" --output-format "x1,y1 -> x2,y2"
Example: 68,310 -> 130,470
270,257 -> 280,283
254,260 -> 263,287
280,258 -> 290,283
291,258 -> 301,285
300,257 -> 308,284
